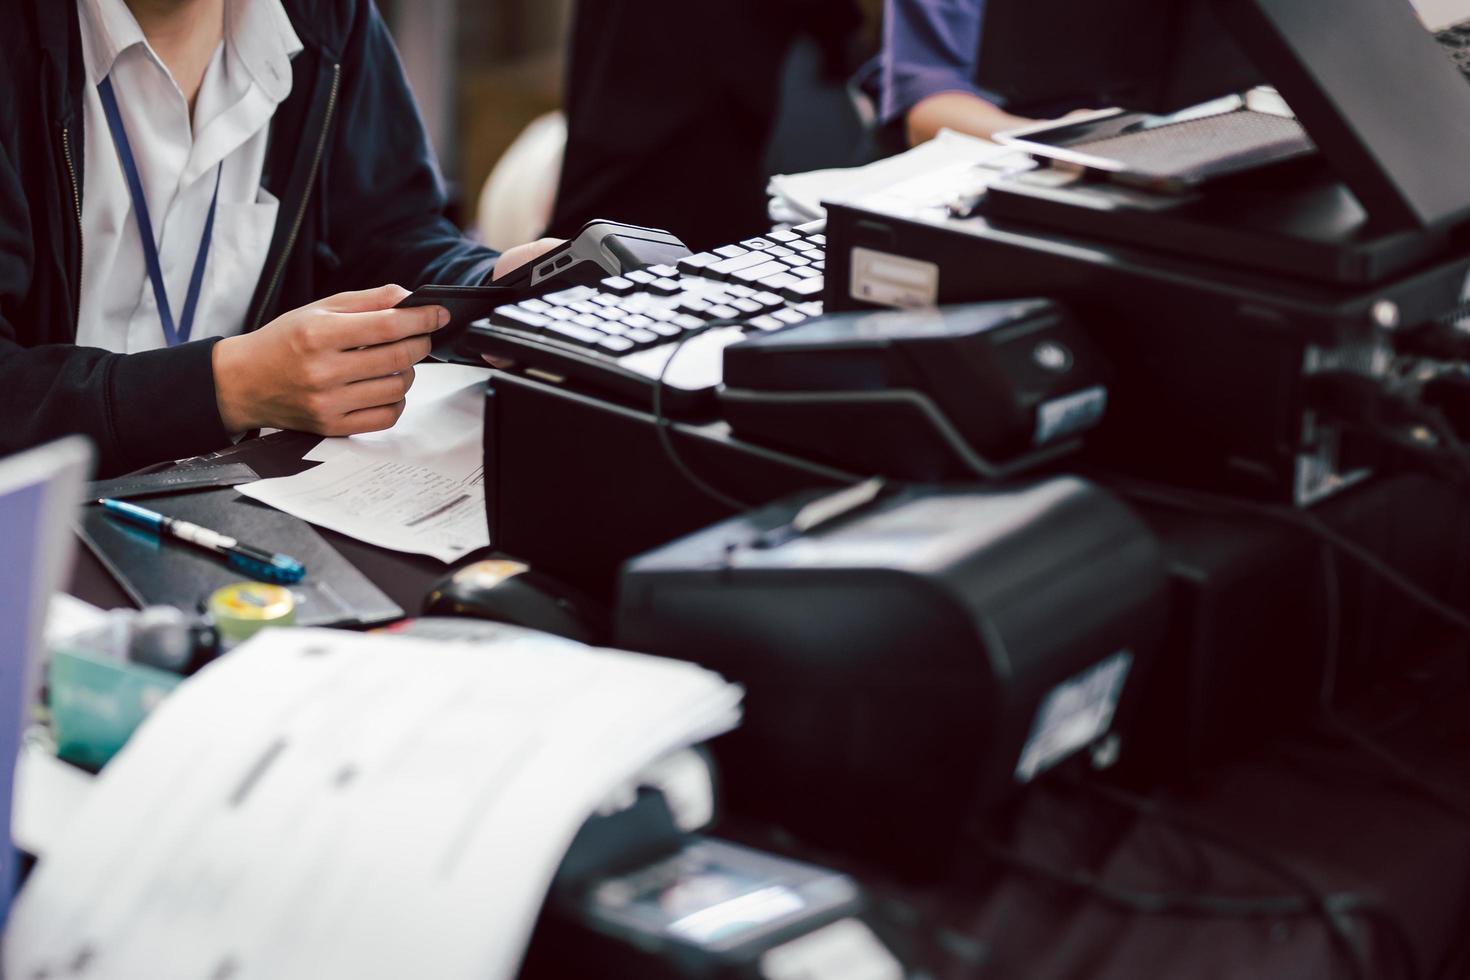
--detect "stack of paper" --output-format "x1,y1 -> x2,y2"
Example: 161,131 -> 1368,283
240,364 -> 492,562
7,626 -> 743,980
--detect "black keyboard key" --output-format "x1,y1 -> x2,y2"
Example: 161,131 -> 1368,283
734,260 -> 793,284
543,285 -> 597,305
600,276 -> 635,295
491,307 -> 551,331
598,335 -> 636,354
758,272 -> 802,293
710,251 -> 774,280
678,252 -> 721,273
787,278 -> 825,300
545,322 -> 606,346
714,244 -> 749,259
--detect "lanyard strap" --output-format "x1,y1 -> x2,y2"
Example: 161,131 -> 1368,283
97,76 -> 222,348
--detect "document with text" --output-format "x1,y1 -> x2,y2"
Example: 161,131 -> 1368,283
7,626 -> 742,980
240,364 -> 492,561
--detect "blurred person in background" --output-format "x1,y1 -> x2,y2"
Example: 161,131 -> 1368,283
548,0 -> 874,252
867,0 -> 1034,147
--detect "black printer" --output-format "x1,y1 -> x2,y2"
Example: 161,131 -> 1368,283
719,300 -> 1110,481
616,478 -> 1167,873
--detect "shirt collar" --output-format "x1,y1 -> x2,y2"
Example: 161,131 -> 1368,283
78,0 -> 303,100
226,0 -> 304,104
79,0 -> 147,84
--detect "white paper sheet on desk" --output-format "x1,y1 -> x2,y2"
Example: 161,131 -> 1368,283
767,128 -> 1028,221
6,626 -> 743,980
239,364 -> 491,562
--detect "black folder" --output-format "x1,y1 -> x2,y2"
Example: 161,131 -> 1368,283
79,488 -> 404,628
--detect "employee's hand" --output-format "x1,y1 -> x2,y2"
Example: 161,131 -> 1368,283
482,237 -> 567,369
906,92 -> 1036,146
491,237 -> 565,281
212,284 -> 443,436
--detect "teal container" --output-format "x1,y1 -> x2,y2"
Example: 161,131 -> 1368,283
48,649 -> 182,771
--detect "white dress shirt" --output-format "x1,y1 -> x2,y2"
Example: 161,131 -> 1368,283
75,0 -> 302,354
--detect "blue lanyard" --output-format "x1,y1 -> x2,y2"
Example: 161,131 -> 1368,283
97,76 -> 222,348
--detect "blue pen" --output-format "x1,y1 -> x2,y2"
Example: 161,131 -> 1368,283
99,498 -> 306,584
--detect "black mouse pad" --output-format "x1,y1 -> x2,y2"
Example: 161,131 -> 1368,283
79,488 -> 404,628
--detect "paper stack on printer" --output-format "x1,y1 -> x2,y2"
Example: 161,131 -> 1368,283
7,625 -> 743,980
767,128 -> 1035,224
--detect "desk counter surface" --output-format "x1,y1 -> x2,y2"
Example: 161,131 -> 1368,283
68,431 -> 468,618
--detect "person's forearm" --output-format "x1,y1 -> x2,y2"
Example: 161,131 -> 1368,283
905,91 -> 1034,146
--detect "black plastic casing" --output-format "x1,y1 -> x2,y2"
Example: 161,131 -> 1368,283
719,301 -> 1109,479
615,480 -> 1168,875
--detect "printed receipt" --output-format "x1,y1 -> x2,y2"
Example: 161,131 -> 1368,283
239,365 -> 492,562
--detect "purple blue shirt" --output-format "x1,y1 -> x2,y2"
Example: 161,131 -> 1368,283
873,0 -> 999,126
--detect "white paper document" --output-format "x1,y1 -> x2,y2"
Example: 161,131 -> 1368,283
240,364 -> 491,561
7,626 -> 743,980
767,129 -> 1031,222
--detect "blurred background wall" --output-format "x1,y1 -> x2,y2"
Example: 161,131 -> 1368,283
378,0 -> 571,227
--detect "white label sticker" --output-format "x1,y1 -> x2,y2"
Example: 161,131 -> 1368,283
849,247 -> 940,309
1035,385 -> 1108,445
1015,649 -> 1133,783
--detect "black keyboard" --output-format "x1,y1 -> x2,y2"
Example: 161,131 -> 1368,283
1437,18 -> 1470,79
463,222 -> 828,415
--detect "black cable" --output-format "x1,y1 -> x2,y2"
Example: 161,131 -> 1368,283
650,320 -> 753,514
1107,478 -> 1470,638
1313,541 -> 1470,828
1071,778 -> 1387,980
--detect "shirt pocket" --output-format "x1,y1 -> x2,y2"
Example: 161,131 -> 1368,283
202,188 -> 282,338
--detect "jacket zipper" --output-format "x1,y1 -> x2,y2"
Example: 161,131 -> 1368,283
61,125 -> 84,318
252,62 -> 341,330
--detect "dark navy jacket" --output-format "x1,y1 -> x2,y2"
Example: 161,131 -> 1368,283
0,0 -> 498,476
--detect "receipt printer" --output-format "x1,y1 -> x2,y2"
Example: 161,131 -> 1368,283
616,479 -> 1167,871
718,301 -> 1109,481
